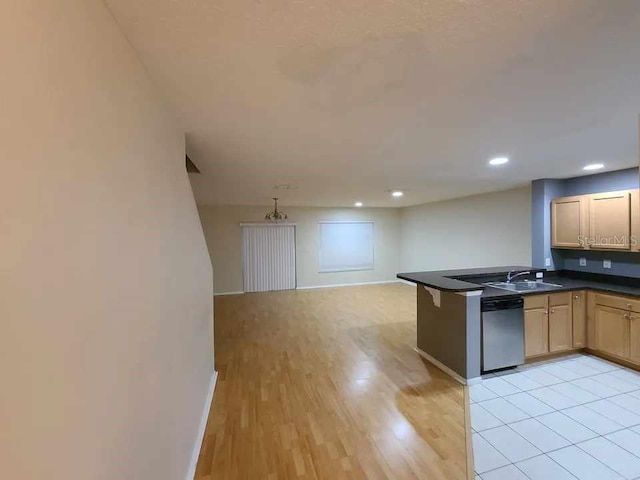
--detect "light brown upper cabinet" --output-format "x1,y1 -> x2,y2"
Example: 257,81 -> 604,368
589,191 -> 631,250
551,195 -> 588,249
552,189 -> 639,252
631,190 -> 640,252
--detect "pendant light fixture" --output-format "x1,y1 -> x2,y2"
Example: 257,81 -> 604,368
265,198 -> 288,222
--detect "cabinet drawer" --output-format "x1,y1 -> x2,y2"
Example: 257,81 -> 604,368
594,293 -> 640,313
549,292 -> 571,307
525,295 -> 547,310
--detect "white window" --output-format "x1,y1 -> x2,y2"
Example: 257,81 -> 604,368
318,221 -> 374,273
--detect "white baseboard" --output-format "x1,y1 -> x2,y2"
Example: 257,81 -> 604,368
297,280 -> 400,290
186,370 -> 218,480
398,279 -> 416,287
215,280 -> 405,295
414,348 -> 478,386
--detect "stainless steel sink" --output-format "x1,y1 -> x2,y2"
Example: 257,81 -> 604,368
484,280 -> 563,292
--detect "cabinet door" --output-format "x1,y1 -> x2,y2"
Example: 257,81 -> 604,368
572,291 -> 587,348
525,308 -> 549,357
552,196 -> 587,248
586,292 -> 597,349
549,304 -> 573,352
629,313 -> 640,364
594,305 -> 629,359
631,190 -> 640,253
589,191 -> 631,250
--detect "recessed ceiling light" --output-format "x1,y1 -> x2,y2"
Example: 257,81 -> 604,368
489,157 -> 509,166
354,202 -> 363,207
391,191 -> 404,198
583,163 -> 604,171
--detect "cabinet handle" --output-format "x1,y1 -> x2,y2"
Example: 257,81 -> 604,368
624,314 -> 630,320
575,295 -> 580,299
550,309 -> 555,314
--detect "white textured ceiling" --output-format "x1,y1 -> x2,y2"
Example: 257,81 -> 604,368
105,0 -> 640,207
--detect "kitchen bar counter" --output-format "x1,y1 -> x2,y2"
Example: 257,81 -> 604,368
398,267 -> 640,300
398,266 -> 640,384
397,266 -> 539,292
396,267 -> 540,384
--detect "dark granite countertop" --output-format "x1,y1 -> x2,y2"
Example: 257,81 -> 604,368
397,266 -> 540,292
482,271 -> 640,299
398,267 -> 640,300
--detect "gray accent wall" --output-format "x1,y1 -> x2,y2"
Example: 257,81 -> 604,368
531,168 -> 640,277
416,286 -> 481,380
563,168 -> 639,197
561,250 -> 640,277
465,295 -> 482,380
531,178 -> 565,270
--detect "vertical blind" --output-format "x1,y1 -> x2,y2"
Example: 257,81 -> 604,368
241,224 -> 296,293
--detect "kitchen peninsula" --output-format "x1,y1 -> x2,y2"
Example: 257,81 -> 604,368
398,266 -> 640,384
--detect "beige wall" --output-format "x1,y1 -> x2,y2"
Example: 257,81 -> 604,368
200,188 -> 532,294
198,206 -> 401,293
400,187 -> 532,272
0,1 -> 213,479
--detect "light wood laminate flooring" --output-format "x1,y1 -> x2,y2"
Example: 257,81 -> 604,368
195,283 -> 468,479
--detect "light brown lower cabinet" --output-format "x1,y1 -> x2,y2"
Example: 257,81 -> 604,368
630,314 -> 640,363
525,291 -> 640,364
524,293 -> 573,358
572,291 -> 587,348
594,305 -> 629,359
587,291 -> 597,348
590,293 -> 640,365
525,307 -> 548,357
549,303 -> 573,352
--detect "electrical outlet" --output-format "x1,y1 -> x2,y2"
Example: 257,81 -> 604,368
545,258 -> 551,267
603,259 -> 612,269
579,258 -> 587,267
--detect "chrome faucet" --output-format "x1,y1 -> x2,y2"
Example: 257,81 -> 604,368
506,270 -> 531,283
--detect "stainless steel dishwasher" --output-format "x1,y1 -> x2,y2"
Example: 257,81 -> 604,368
481,297 -> 525,372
